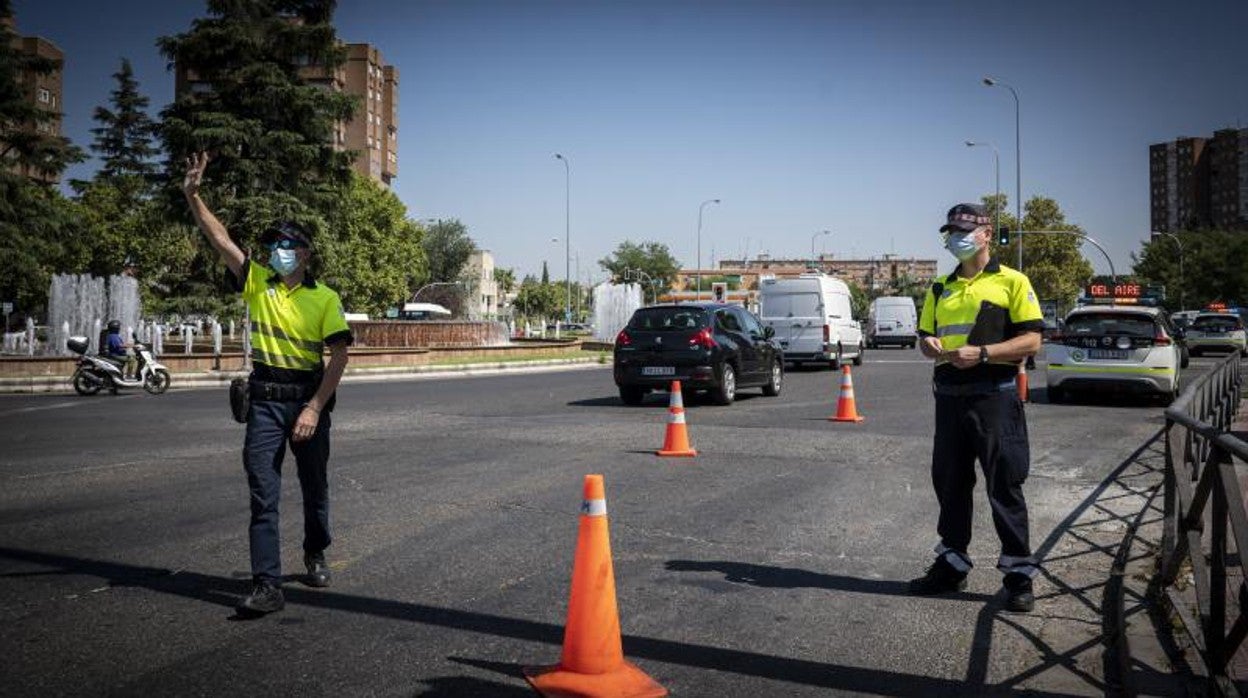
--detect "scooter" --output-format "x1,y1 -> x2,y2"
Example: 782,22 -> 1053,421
68,335 -> 172,396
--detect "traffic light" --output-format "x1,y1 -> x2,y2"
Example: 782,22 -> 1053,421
997,226 -> 1011,246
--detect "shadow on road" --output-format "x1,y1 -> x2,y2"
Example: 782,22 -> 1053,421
0,545 -> 1086,696
664,559 -> 996,601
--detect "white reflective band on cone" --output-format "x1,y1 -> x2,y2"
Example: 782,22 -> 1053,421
668,411 -> 686,424
580,498 -> 607,517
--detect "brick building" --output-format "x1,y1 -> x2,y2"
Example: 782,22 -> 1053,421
1150,129 -> 1248,233
3,16 -> 64,184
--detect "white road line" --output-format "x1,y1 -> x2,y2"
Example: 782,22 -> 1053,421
0,393 -> 140,417
16,459 -> 153,480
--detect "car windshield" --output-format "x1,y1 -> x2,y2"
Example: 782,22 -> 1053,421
1192,315 -> 1243,332
1064,313 -> 1158,338
760,292 -> 821,318
628,307 -> 707,331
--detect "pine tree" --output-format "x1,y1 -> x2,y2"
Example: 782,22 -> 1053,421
89,58 -> 158,184
158,0 -> 357,239
0,0 -> 83,181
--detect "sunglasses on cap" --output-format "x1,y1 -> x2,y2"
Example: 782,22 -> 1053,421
266,237 -> 308,251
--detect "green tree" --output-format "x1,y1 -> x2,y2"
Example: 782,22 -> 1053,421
1133,230 -> 1248,311
598,241 -> 682,296
984,194 -> 1092,308
513,276 -> 561,321
87,58 -> 158,188
0,0 -> 84,180
541,261 -> 550,285
0,178 -> 85,317
421,218 -> 476,283
157,0 -> 356,240
493,267 -> 517,295
318,173 -> 426,316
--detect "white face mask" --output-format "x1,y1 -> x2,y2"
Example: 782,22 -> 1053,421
269,248 -> 300,276
944,231 -> 982,261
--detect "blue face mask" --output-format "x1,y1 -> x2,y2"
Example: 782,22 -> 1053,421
944,232 -> 982,261
269,248 -> 300,276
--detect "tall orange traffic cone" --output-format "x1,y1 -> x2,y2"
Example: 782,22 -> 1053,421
1016,362 -> 1029,402
656,380 -> 697,457
524,475 -> 668,698
828,365 -> 865,423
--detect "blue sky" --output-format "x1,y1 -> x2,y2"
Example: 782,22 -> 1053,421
15,0 -> 1248,282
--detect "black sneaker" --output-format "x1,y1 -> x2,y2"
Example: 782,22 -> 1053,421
237,581 -> 284,616
304,552 -> 331,588
1003,572 -> 1034,612
908,556 -> 968,595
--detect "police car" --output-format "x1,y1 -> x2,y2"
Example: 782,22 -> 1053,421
1044,305 -> 1184,404
1185,312 -> 1248,357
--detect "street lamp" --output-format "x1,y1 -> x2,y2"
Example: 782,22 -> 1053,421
810,229 -> 831,266
983,76 -> 1022,271
696,198 -> 721,298
554,153 -> 571,322
965,140 -> 1000,241
1155,231 -> 1184,311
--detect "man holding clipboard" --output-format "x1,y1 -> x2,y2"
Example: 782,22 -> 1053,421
908,203 -> 1044,613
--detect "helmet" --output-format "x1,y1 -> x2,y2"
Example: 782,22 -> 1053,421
107,320 -> 121,333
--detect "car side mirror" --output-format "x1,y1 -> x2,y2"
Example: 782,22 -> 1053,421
763,326 -> 775,339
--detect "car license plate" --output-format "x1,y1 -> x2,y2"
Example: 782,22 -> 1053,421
1088,348 -> 1128,360
642,366 -> 675,376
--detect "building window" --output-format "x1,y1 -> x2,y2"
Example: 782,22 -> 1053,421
37,88 -> 50,103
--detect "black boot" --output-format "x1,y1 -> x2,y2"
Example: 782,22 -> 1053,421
237,580 -> 284,616
1003,572 -> 1035,612
304,552 -> 331,588
908,556 -> 967,595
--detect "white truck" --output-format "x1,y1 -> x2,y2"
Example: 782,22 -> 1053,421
758,273 -> 864,368
866,296 -> 918,349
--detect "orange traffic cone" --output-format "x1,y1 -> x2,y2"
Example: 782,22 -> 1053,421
828,365 -> 865,423
656,380 -> 697,457
1016,362 -> 1029,402
524,475 -> 668,698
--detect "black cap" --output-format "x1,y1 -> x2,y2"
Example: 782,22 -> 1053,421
939,203 -> 992,233
260,220 -> 313,246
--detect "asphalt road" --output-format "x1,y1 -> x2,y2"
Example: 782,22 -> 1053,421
0,351 -> 1220,696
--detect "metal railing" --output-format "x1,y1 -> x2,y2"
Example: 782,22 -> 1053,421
1158,351 -> 1246,692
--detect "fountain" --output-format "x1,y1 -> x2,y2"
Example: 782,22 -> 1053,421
46,274 -> 140,355
592,282 -> 642,343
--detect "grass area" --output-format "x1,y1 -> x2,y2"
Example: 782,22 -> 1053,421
349,350 -> 609,370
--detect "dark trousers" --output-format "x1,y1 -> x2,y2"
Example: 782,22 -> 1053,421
931,390 -> 1034,574
243,399 -> 332,584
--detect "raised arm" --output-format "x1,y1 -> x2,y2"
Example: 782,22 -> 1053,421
183,152 -> 245,279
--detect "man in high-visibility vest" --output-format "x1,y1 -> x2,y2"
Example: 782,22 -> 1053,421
183,152 -> 353,617
909,203 -> 1043,613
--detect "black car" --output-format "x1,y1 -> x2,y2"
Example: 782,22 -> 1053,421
613,303 -> 783,405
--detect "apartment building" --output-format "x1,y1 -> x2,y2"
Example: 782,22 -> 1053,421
1150,129 -> 1248,233
3,17 -> 64,184
341,44 -> 398,187
465,250 -> 499,320
684,255 -> 938,294
176,39 -> 398,187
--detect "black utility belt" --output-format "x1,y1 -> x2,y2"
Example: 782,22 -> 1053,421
248,379 -> 319,402
932,380 -> 1016,397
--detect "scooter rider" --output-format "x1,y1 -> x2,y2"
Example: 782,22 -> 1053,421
104,320 -> 135,378
183,151 -> 353,617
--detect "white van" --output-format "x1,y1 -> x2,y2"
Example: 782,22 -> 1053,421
758,273 -> 864,368
866,296 -> 918,349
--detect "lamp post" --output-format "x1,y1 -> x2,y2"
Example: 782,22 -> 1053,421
696,198 -> 721,298
1155,231 -> 1184,311
983,76 -> 1022,271
965,140 -> 1000,239
554,153 -> 571,322
811,229 -> 831,268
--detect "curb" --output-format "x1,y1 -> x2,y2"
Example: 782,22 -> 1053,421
0,356 -> 608,394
